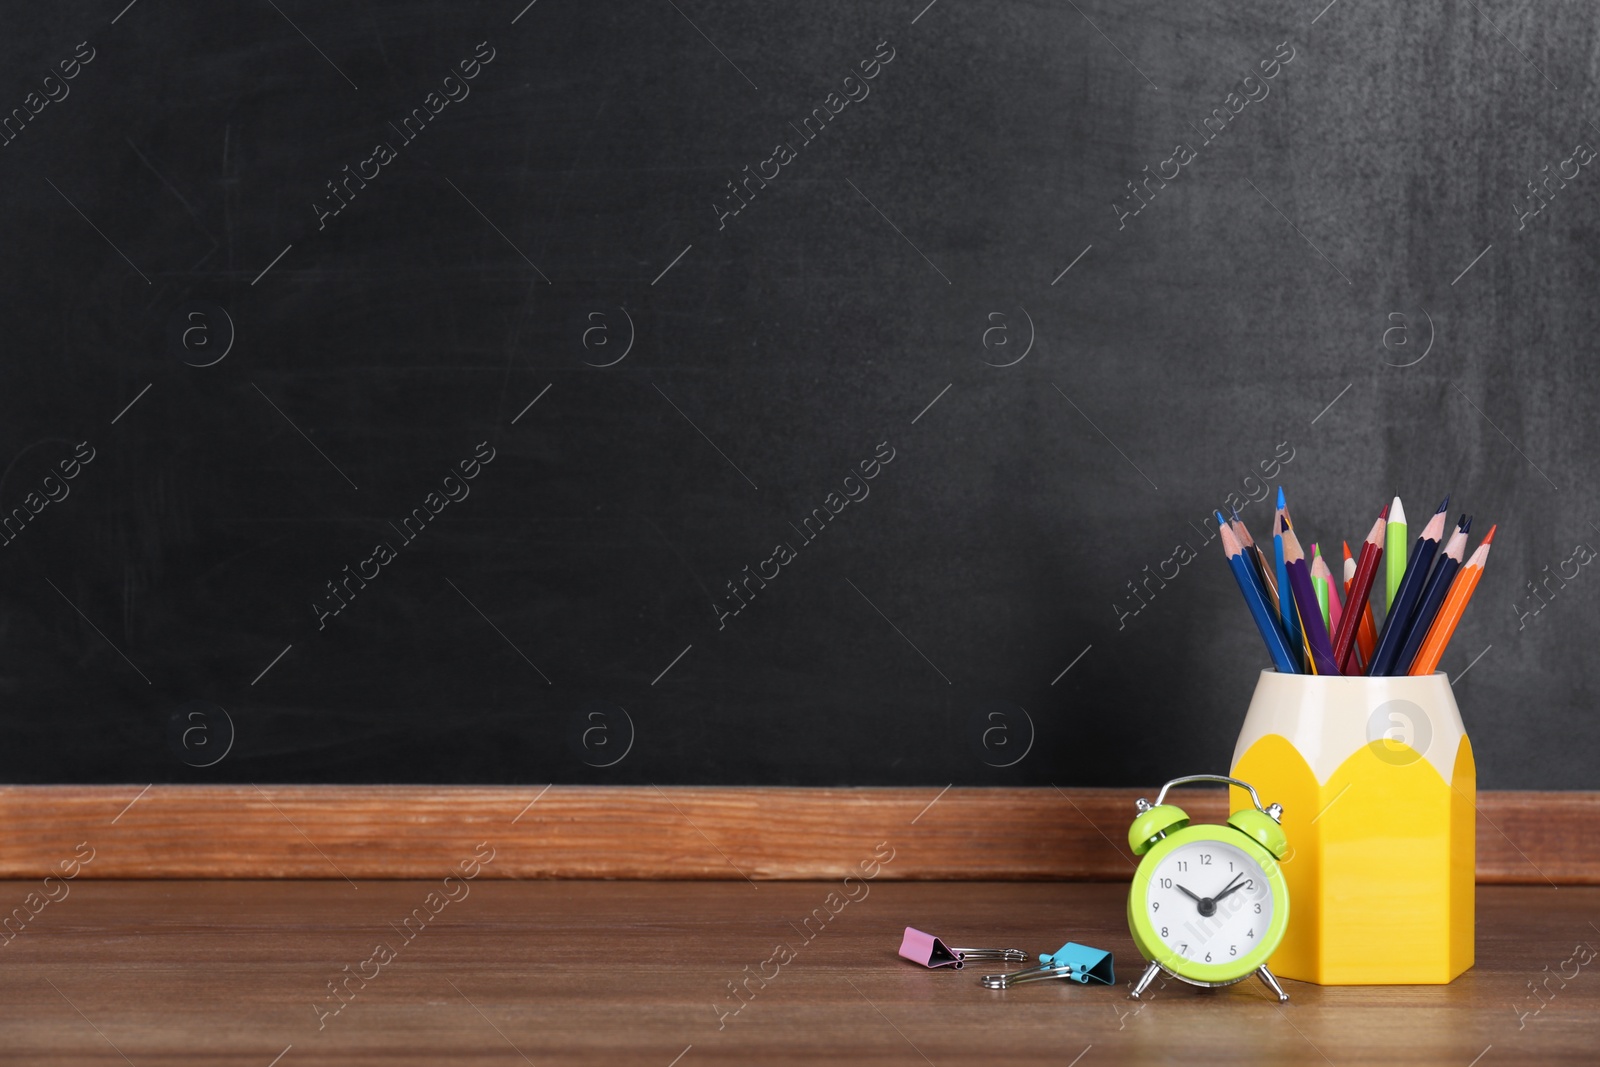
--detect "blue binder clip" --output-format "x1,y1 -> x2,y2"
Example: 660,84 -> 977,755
980,942 -> 1115,989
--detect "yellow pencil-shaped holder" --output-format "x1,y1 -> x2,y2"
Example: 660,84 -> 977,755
1229,670 -> 1474,985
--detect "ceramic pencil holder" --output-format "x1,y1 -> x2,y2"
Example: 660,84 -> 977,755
1228,669 -> 1474,985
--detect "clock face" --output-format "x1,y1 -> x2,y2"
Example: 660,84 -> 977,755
1138,837 -> 1274,968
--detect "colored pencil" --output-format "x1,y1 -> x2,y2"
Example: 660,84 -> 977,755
1368,496 -> 1449,675
1279,518 -> 1341,675
1224,510 -> 1289,647
1409,525 -> 1497,676
1230,509 -> 1269,602
1231,508 -> 1278,615
1311,564 -> 1330,631
1284,528 -> 1326,675
1284,500 -> 1310,672
1394,515 -> 1472,676
1343,542 -> 1377,668
1297,612 -> 1316,672
1220,518 -> 1300,674
1331,507 -> 1386,674
1311,543 -> 1341,636
1274,488 -> 1302,669
1340,551 -> 1365,672
1385,495 -> 1407,613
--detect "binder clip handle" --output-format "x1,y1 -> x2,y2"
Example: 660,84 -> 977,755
980,962 -> 1077,988
951,947 -> 1029,963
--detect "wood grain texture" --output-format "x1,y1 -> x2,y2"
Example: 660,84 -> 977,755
2,880 -> 1597,1066
1,786 -> 1593,883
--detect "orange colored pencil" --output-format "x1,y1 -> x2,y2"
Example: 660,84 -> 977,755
1343,541 -> 1378,666
1409,525 -> 1497,675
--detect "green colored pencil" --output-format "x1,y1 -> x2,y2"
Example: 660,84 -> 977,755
1385,495 -> 1407,612
1311,543 -> 1331,631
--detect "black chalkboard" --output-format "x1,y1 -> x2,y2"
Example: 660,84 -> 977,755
2,0 -> 1595,788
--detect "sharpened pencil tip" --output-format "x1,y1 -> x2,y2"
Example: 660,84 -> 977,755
1436,494 -> 1449,513
1380,503 -> 1389,519
1343,539 -> 1352,558
1277,486 -> 1286,508
1484,524 -> 1497,545
1458,514 -> 1472,532
1216,510 -> 1228,526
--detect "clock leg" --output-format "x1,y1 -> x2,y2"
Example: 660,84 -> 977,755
1256,965 -> 1289,1003
1128,961 -> 1163,1000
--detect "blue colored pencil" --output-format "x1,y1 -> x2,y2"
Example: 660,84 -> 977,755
1219,517 -> 1300,673
1222,511 -> 1291,648
1368,496 -> 1449,675
1222,511 -> 1286,643
1394,515 -> 1471,675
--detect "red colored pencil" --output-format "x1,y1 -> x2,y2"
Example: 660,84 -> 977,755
1332,507 -> 1386,675
1343,542 -> 1377,670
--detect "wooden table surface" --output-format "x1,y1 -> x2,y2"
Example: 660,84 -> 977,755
2,880 -> 1596,1065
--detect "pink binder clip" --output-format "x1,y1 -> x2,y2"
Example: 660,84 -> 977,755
898,927 -> 1028,970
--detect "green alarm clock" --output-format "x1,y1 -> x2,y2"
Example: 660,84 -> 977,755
1125,774 -> 1291,1002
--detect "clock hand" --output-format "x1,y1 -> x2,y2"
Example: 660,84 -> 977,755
1175,884 -> 1201,903
1212,873 -> 1248,903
